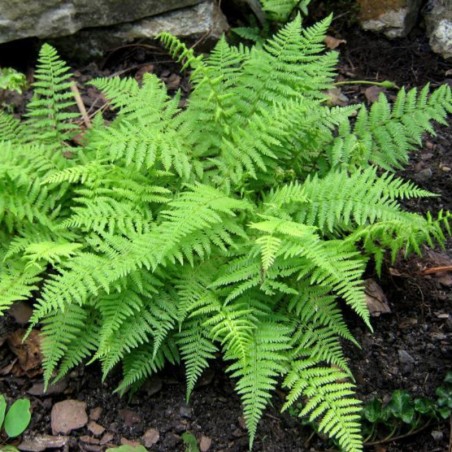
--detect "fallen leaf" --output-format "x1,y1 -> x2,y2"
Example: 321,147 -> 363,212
19,434 -> 69,452
364,86 -> 386,103
324,35 -> 347,49
135,64 -> 155,82
325,87 -> 349,106
28,378 -> 68,396
365,279 -> 391,317
164,73 -> 181,91
7,329 -> 43,377
8,301 -> 33,324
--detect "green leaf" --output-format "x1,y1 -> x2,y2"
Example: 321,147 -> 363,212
106,446 -> 147,452
4,399 -> 32,438
437,406 -> 451,419
443,371 -> 452,385
436,386 -> 452,408
388,390 -> 415,424
0,394 -> 7,428
414,397 -> 435,416
181,432 -> 200,452
0,446 -> 20,452
363,398 -> 383,423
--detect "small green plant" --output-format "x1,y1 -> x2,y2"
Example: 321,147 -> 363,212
182,432 -> 200,452
106,445 -> 147,452
0,14 -> 451,452
233,0 -> 312,44
0,68 -> 27,95
435,370 -> 452,419
362,372 -> 452,445
0,395 -> 32,451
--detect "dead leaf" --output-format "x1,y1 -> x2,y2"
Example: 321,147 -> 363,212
325,87 -> 349,106
164,73 -> 181,91
324,35 -> 347,49
399,318 -> 418,329
135,64 -> 155,82
8,301 -> 33,324
364,86 -> 386,103
365,279 -> 391,317
7,329 -> 43,377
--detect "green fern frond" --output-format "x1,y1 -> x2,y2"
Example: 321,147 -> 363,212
2,27 -> 451,452
25,43 -> 79,145
251,218 -> 369,324
0,112 -> 26,142
228,321 -> 291,448
116,339 -> 180,395
177,317 -> 218,400
41,304 -> 92,385
0,259 -> 45,315
23,241 -> 83,267
283,358 -> 363,451
261,0 -> 311,21
295,168 -> 435,232
350,84 -> 452,170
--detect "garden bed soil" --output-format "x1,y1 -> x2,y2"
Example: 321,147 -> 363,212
0,8 -> 451,452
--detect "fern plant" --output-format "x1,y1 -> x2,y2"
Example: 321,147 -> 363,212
0,16 -> 451,452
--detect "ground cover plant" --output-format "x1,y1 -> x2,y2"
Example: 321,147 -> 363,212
0,13 -> 451,452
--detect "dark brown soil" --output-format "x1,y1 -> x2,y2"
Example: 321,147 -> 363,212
0,5 -> 451,452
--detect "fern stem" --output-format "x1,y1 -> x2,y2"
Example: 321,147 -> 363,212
334,80 -> 399,89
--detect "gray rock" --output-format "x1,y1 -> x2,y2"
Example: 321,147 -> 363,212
398,349 -> 415,374
51,1 -> 228,62
27,378 -> 68,396
51,400 -> 88,435
142,428 -> 160,448
358,0 -> 423,38
424,0 -> 452,59
0,0 -> 202,44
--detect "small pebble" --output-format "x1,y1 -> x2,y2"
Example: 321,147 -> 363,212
431,430 -> 444,441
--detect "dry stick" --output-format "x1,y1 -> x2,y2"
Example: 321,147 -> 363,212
449,416 -> 452,452
420,266 -> 452,276
71,82 -> 92,129
364,420 -> 432,447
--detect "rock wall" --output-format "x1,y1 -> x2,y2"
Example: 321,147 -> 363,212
424,0 -> 452,60
52,2 -> 229,61
0,0 -> 202,44
357,0 -> 452,59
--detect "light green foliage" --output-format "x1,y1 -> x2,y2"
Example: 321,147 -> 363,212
0,395 -> 32,450
106,446 -> 147,452
0,18 -> 451,452
0,68 -> 27,94
181,432 -> 200,452
260,0 -> 311,22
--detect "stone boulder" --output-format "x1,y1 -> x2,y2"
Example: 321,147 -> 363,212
0,0 -> 202,44
51,2 -> 229,61
357,0 -> 422,38
424,0 -> 452,60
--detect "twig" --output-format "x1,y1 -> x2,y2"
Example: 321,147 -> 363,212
420,266 -> 452,276
364,420 -> 432,447
71,82 -> 91,129
448,416 -> 452,452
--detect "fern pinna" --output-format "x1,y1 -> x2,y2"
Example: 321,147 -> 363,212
0,16 -> 451,452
